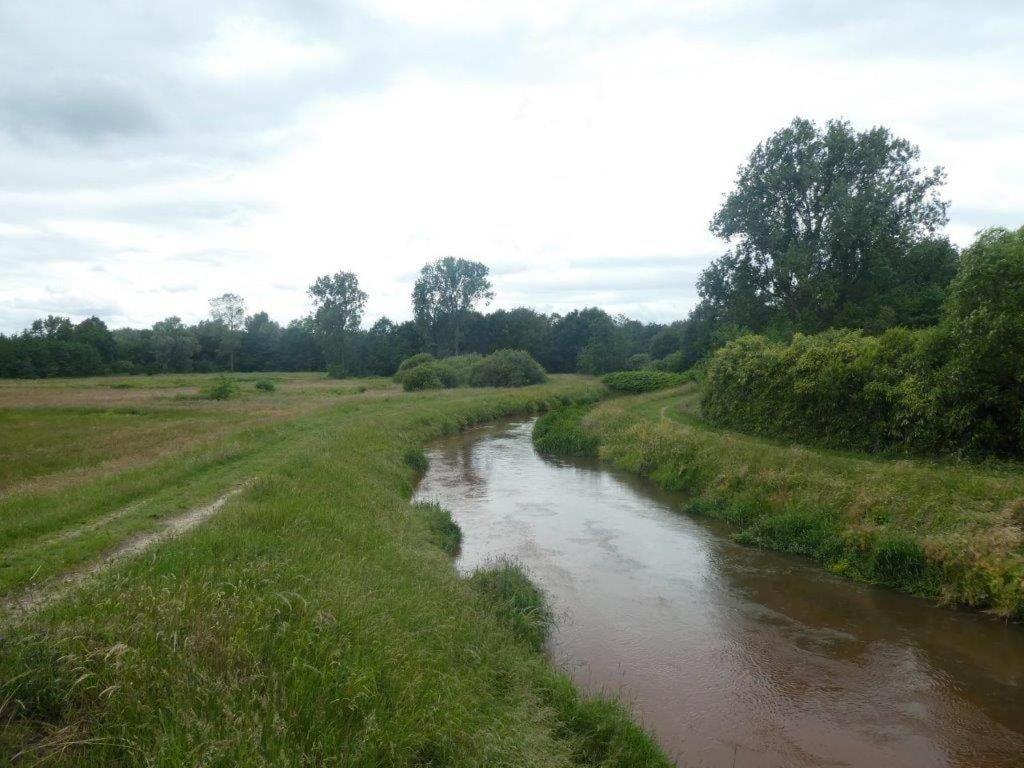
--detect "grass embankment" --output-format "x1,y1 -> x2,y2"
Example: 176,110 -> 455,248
0,374 -> 670,766
535,383 -> 1024,619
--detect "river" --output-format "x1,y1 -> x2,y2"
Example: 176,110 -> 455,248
414,419 -> 1024,767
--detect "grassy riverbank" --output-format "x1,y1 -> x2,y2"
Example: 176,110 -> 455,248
536,384 -> 1024,619
0,374 -> 670,766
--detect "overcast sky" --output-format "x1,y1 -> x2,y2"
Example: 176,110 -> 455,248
1,1 -> 1022,333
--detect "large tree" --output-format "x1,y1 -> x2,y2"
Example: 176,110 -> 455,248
308,271 -> 367,374
703,117 -> 950,333
209,292 -> 246,370
412,257 -> 493,355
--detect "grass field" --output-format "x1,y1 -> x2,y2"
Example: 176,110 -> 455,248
550,383 -> 1024,619
0,373 -> 670,766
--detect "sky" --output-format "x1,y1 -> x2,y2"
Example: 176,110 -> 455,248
1,0 -> 1022,333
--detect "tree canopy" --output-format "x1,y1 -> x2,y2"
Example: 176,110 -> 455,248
413,257 -> 493,355
702,117 -> 953,335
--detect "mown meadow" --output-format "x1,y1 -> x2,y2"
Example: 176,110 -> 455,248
0,372 -> 671,767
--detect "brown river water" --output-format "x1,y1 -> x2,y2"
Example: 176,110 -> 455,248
414,419 -> 1024,768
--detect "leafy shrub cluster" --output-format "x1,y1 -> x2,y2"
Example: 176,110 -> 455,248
254,379 -> 276,392
601,370 -> 689,394
702,226 -> 1024,457
396,349 -> 547,392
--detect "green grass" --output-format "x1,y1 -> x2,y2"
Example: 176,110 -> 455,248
467,558 -> 555,652
533,405 -> 600,459
0,374 -> 671,766
414,501 -> 463,556
536,382 -> 1024,619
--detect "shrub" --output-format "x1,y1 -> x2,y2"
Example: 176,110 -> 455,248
467,558 -> 554,652
413,502 -> 462,556
393,353 -> 435,383
402,364 -> 444,391
652,350 -> 690,373
254,379 -> 276,392
701,329 -> 943,453
433,354 -> 482,388
470,349 -> 547,388
601,370 -> 687,394
326,363 -> 347,380
204,375 -> 239,400
533,405 -> 599,458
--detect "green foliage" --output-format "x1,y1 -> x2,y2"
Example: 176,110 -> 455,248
254,379 -> 276,392
467,558 -> 555,652
326,363 -> 347,379
533,405 -> 599,458
470,349 -> 547,388
413,257 -> 494,356
414,501 -> 462,556
701,227 -> 1024,457
203,375 -> 239,400
601,370 -> 688,394
396,350 -> 547,391
393,352 -> 436,382
703,117 -> 951,335
401,363 -> 444,391
942,226 -> 1024,455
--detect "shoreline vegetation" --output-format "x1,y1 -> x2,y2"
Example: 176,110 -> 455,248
534,384 -> 1024,621
0,374 -> 671,767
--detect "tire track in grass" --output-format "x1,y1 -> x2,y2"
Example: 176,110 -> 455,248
1,483 -> 249,618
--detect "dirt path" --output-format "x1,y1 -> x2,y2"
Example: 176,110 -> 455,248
2,484 -> 247,618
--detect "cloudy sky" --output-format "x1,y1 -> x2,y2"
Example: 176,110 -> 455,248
1,1 -> 1022,333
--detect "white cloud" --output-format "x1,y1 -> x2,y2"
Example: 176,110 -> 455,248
1,1 -> 1022,332
198,16 -> 341,81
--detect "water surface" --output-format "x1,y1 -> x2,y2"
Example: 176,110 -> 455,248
415,419 -> 1024,767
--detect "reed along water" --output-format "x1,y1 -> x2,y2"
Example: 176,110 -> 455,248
415,419 -> 1024,768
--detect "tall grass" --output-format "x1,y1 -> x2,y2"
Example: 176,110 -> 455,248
539,384 -> 1024,619
0,376 -> 671,766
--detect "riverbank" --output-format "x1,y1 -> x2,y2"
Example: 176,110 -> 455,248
1,375 -> 670,766
535,384 -> 1024,619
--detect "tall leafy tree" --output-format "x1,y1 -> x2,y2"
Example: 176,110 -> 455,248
209,293 -> 246,371
308,271 -> 367,374
704,117 -> 950,333
412,257 -> 493,355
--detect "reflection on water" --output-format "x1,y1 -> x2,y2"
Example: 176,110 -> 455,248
414,420 -> 1024,768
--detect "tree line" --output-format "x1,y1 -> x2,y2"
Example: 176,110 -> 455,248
0,117 -> 990,382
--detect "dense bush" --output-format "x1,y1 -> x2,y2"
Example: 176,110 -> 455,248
395,349 -> 547,391
393,353 -> 435,382
254,379 -> 276,392
469,349 -> 547,387
701,226 -> 1024,457
601,370 -> 688,394
401,363 -> 444,391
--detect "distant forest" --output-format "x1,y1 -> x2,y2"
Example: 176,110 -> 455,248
0,118 -> 988,380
